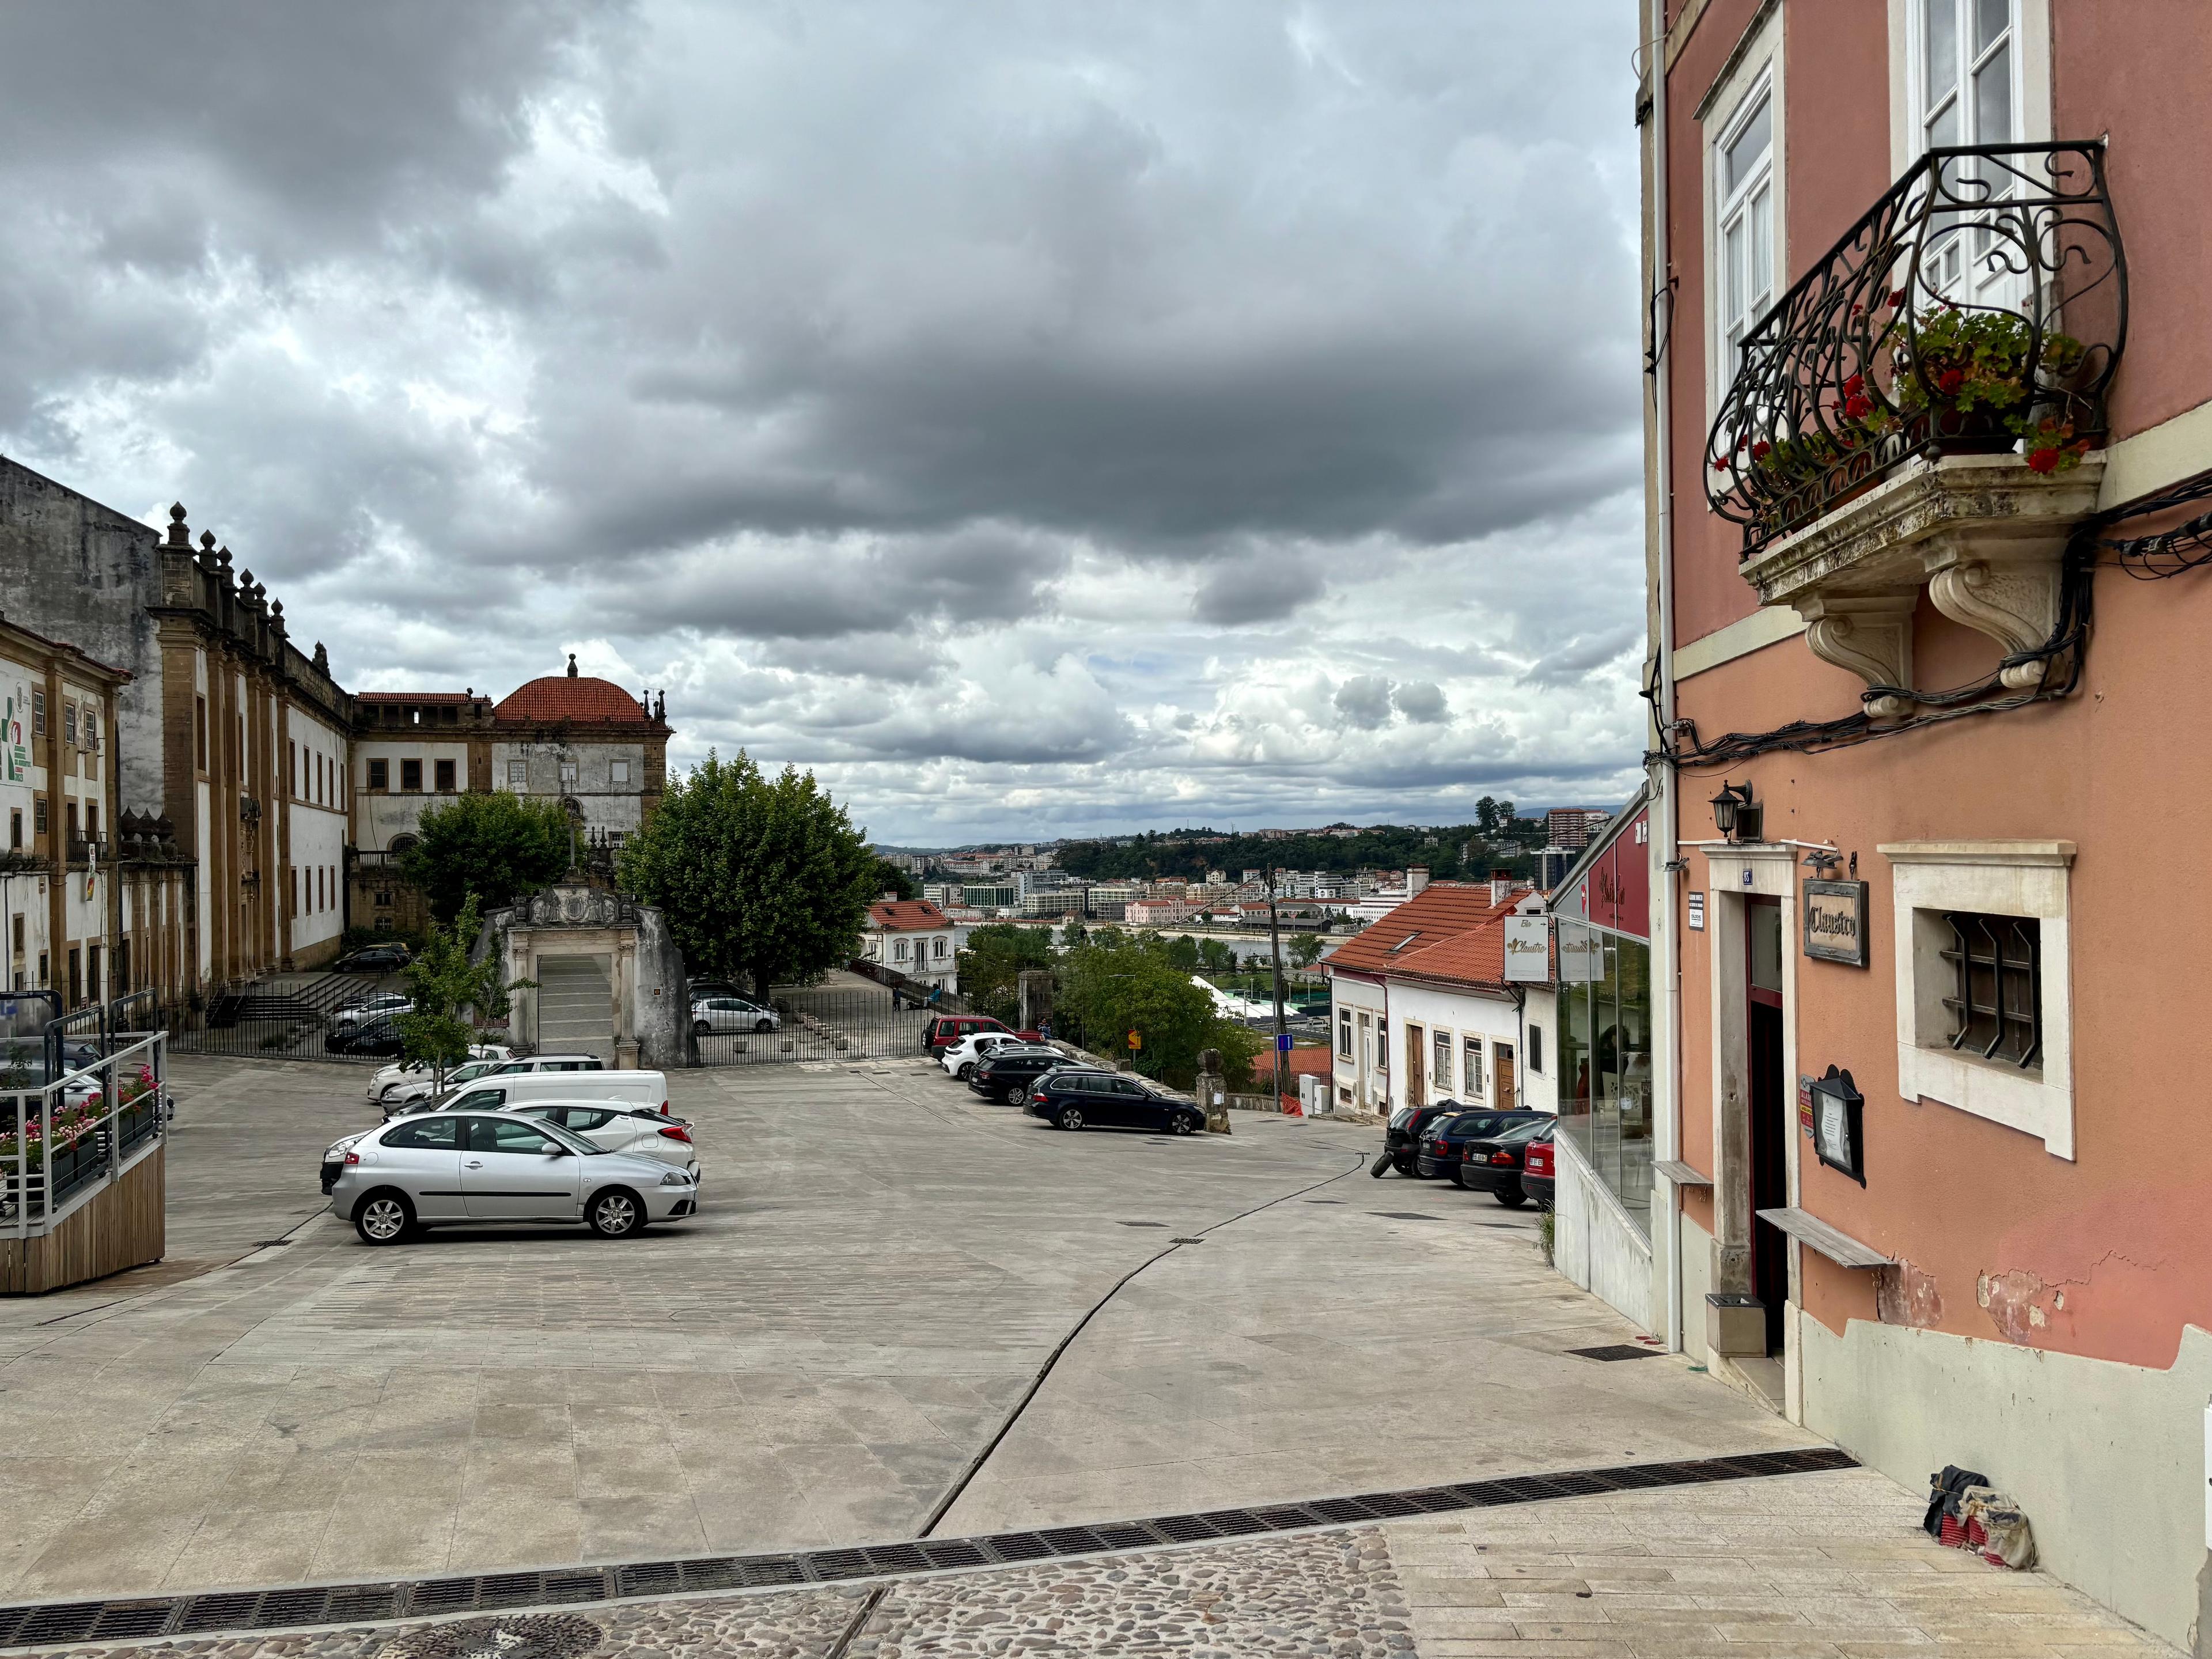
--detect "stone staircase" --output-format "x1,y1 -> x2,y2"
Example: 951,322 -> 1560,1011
533,953 -> 616,1061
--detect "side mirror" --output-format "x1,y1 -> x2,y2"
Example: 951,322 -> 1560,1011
546,1144 -> 570,1157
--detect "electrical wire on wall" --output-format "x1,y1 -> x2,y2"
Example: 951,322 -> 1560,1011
1645,465 -> 2212,772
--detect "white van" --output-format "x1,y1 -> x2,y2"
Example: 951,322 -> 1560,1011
424,1070 -> 671,1119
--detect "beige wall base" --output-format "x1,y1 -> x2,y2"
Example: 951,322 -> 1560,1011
0,1144 -> 165,1295
1802,1314 -> 2212,1652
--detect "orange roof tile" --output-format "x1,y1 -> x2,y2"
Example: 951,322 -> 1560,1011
1321,882 -> 1518,979
1381,922 -> 1511,990
869,899 -> 951,931
493,675 -> 655,725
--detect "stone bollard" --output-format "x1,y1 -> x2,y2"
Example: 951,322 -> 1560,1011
1196,1047 -> 1231,1135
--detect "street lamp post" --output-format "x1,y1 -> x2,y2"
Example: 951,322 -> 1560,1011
1264,866 -> 1289,1102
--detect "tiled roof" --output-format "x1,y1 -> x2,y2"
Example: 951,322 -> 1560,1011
868,899 -> 951,931
1321,882 -> 1518,980
1381,923 -> 1511,990
493,675 -> 654,725
1253,1047 -> 1334,1081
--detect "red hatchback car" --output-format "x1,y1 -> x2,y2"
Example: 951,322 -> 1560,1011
1519,1122 -> 1557,1210
922,1014 -> 1040,1057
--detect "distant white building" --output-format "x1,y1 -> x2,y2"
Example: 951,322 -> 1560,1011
860,899 -> 958,993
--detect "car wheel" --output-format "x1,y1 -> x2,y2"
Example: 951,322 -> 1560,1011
1168,1112 -> 1196,1135
956,1063 -> 974,1081
692,1020 -> 711,1036
1393,1155 -> 1415,1176
755,1018 -> 774,1032
1494,1185 -> 1529,1208
588,1187 -> 645,1238
354,1190 -> 414,1246
1056,1106 -> 1084,1131
1009,1085 -> 1031,1107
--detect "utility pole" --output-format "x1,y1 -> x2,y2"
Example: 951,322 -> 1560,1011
1264,864 -> 1289,1104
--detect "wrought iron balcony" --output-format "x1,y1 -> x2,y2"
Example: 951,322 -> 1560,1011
1705,142 -> 2126,559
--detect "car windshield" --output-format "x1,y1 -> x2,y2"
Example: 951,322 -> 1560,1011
1493,1117 -> 1550,1145
1388,1107 -> 1414,1128
533,1117 -> 612,1156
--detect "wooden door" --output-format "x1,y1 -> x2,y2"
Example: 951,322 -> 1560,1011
1493,1041 -> 1517,1108
1404,1022 -> 1425,1108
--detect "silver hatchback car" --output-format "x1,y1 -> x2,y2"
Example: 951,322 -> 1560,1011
328,1111 -> 698,1245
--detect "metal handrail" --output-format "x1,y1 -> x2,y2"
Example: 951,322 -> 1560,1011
1,1029 -> 168,1240
1705,141 -> 2126,557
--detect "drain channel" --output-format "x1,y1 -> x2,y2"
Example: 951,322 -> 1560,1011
0,1446 -> 1855,1649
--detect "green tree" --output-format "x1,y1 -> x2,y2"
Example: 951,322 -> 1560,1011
1290,932 -> 1324,968
872,858 -> 918,901
1196,937 -> 1234,975
396,897 -> 532,1090
1164,934 -> 1201,972
956,923 -> 1055,1024
400,791 -> 572,924
616,749 -> 878,997
1058,931 -> 1263,1090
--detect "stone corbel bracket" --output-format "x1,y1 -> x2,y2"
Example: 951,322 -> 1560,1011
1744,452 -> 2104,710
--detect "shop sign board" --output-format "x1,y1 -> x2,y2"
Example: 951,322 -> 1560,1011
1803,879 -> 1869,967
1503,915 -> 1551,982
1555,925 -> 1605,983
1687,891 -> 1706,931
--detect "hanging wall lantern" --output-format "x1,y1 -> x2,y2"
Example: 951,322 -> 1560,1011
1709,781 -> 1761,843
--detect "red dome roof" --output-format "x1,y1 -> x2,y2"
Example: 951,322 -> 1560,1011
493,675 -> 654,725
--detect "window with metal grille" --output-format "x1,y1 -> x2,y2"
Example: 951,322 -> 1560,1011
1940,911 -> 2040,1068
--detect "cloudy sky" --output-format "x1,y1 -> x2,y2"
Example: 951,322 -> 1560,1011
0,2 -> 1645,845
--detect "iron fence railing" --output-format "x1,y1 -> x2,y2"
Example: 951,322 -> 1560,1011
0,1029 -> 169,1237
694,986 -> 933,1067
1705,141 -> 2126,558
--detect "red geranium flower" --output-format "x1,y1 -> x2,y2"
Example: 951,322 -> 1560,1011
1843,373 -> 1865,396
2027,448 -> 2061,474
1844,392 -> 1874,420
1751,441 -> 1772,460
1712,456 -> 1730,472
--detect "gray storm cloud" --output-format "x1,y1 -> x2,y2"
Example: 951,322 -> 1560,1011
0,0 -> 1645,839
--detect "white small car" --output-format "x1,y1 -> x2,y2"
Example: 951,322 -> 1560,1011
378,1052 -> 611,1113
692,995 -> 781,1034
366,1046 -> 513,1102
509,1101 -> 700,1180
939,1031 -> 1027,1081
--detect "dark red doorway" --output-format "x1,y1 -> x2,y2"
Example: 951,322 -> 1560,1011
1747,896 -> 1787,1355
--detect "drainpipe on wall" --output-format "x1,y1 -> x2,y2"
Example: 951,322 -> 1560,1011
1645,0 -> 1687,1357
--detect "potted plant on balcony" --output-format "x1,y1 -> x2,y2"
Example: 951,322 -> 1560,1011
1892,302 -> 2089,460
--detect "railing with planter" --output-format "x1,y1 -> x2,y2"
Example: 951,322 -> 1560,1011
0,1030 -> 168,1237
1705,141 -> 2126,559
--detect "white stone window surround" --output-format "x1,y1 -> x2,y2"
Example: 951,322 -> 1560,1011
1887,0 -> 2051,177
1879,839 -> 2075,1160
1698,4 -> 1786,428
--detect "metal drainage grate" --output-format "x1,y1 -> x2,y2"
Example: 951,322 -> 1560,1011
1566,1344 -> 1668,1362
0,1447 -> 1856,1649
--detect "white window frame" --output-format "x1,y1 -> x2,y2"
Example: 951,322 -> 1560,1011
1880,840 -> 2074,1159
1463,1035 -> 1484,1097
558,760 -> 578,788
1431,1029 -> 1452,1097
507,760 -> 528,788
610,758 -> 631,785
1891,0 -> 2050,174
1701,10 -> 1785,422
893,937 -> 910,963
1338,1006 -> 1353,1060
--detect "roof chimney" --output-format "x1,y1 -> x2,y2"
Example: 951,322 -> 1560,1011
1490,868 -> 1514,906
1406,866 -> 1430,896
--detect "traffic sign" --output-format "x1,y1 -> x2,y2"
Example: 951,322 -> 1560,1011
1275,1032 -> 1292,1052
1126,1029 -> 1141,1050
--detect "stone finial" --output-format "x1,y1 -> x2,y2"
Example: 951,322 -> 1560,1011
217,544 -> 233,575
237,570 -> 253,597
167,503 -> 192,547
199,530 -> 216,552
654,691 -> 666,721
312,643 -> 330,673
566,652 -> 578,677
640,689 -> 651,715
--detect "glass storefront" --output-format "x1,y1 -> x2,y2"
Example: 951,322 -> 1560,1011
1555,919 -> 1654,1238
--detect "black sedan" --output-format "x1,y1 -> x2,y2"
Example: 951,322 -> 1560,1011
1424,1113 -> 1552,1205
967,1048 -> 1087,1105
325,1016 -> 405,1056
1378,1101 -> 1476,1176
336,944 -> 412,972
1028,1070 -> 1203,1134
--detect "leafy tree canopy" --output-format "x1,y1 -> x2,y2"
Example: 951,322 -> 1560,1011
1290,932 -> 1325,967
397,896 -> 532,1088
872,858 -> 918,902
1052,816 -> 1546,885
1056,929 -> 1263,1090
955,923 -> 1055,1024
616,750 -> 878,997
400,791 -> 573,924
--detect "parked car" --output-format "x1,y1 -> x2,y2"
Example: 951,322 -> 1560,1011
396,1067 -> 669,1122
1421,1112 -> 1551,1204
923,1013 -> 1039,1058
508,1101 -> 700,1180
1028,1070 -> 1204,1135
366,1045 -> 513,1102
692,995 -> 781,1034
327,1016 -> 404,1056
1520,1122 -> 1556,1210
939,1031 -> 1028,1080
336,944 -> 412,972
1377,1101 -> 1477,1176
334,992 -> 411,1029
378,1051 -> 607,1113
684,979 -> 745,1002
327,1111 -> 696,1244
967,1047 -> 1088,1105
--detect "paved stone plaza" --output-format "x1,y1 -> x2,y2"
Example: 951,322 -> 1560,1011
0,1054 -> 2177,1652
